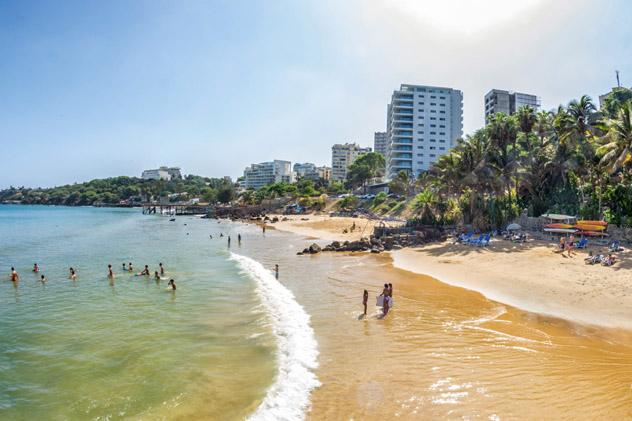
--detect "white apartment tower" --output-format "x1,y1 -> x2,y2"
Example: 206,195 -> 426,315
373,132 -> 388,157
386,84 -> 463,178
243,160 -> 292,190
331,143 -> 372,182
484,89 -> 540,121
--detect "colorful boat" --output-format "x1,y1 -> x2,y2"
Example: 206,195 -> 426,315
576,230 -> 608,237
575,223 -> 606,231
544,223 -> 574,229
577,220 -> 608,227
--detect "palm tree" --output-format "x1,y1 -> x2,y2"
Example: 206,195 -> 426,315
598,101 -> 632,175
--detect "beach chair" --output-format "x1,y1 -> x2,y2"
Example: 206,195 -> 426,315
479,233 -> 491,247
455,233 -> 472,244
468,234 -> 484,246
576,238 -> 588,249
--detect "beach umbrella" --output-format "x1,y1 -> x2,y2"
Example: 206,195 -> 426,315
507,223 -> 521,231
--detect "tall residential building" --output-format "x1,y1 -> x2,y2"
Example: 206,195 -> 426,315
331,143 -> 372,182
243,160 -> 292,190
316,166 -> 331,181
484,89 -> 540,120
293,163 -> 318,179
373,132 -> 388,157
386,84 -> 463,178
141,166 -> 182,181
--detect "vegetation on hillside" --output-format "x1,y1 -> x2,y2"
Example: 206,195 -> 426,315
0,175 -> 236,206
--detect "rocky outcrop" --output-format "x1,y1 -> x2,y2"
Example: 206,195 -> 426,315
317,229 -> 445,254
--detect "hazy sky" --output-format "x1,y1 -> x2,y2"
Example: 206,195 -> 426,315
2,0 -> 632,188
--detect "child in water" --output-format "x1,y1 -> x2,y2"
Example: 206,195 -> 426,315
168,279 -> 176,290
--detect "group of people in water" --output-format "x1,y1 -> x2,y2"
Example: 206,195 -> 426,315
8,261 -> 177,290
363,283 -> 394,317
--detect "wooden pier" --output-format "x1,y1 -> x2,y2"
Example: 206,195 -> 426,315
141,203 -> 209,216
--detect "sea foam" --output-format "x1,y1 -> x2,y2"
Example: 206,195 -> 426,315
230,253 -> 320,421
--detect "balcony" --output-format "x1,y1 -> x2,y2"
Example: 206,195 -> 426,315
393,122 -> 413,128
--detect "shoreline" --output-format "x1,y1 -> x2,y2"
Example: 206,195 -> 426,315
271,215 -> 632,331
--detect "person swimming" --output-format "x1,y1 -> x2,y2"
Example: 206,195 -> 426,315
122,263 -> 127,271
159,262 -> 164,275
69,267 -> 77,280
128,262 -> 133,272
140,265 -> 150,276
33,263 -> 39,273
167,279 -> 176,290
40,274 -> 47,283
154,271 -> 161,280
10,267 -> 19,282
107,264 -> 114,278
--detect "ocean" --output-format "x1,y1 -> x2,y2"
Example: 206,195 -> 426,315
0,205 -> 318,420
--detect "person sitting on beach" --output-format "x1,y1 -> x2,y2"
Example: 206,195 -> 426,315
363,290 -> 368,315
107,264 -> 114,278
69,267 -> 77,280
558,237 -> 566,252
128,262 -> 133,272
10,267 -> 19,282
602,254 -> 617,266
140,265 -> 150,276
159,262 -> 165,276
168,279 -> 176,290
33,263 -> 39,273
40,274 -> 47,283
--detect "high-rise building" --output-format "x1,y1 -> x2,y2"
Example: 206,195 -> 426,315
293,163 -> 318,179
386,84 -> 463,178
331,143 -> 371,182
373,132 -> 388,157
243,160 -> 292,190
484,89 -> 540,120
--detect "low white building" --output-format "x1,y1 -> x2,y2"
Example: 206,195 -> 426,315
244,160 -> 293,189
141,166 -> 182,181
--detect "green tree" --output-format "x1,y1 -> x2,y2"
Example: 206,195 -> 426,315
346,152 -> 385,192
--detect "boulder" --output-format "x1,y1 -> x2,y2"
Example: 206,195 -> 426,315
308,243 -> 322,254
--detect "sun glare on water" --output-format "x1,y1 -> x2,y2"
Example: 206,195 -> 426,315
390,0 -> 545,35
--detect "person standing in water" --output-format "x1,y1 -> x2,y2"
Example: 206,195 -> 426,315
168,279 -> 176,290
363,290 -> 368,316
107,264 -> 114,279
40,274 -> 47,283
141,265 -> 150,276
128,262 -> 134,272
228,236 -> 231,247
274,264 -> 279,279
159,262 -> 165,276
154,271 -> 161,280
263,225 -> 266,234
122,263 -> 127,271
10,267 -> 19,282
69,267 -> 77,280
33,263 -> 39,273
238,233 -> 241,245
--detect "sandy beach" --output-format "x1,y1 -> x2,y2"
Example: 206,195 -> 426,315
271,215 -> 632,330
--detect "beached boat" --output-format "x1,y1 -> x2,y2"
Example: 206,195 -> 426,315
575,223 -> 606,231
543,227 -> 578,234
544,223 -> 574,229
577,230 -> 609,237
577,220 -> 608,226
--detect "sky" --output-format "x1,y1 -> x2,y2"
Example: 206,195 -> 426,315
1,0 -> 632,188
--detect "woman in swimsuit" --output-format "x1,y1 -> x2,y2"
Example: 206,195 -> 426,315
69,267 -> 77,280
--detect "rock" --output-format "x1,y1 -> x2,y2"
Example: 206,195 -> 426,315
392,244 -> 403,250
303,248 -> 310,254
331,241 -> 341,249
297,251 -> 303,255
308,243 -> 322,254
370,247 -> 381,253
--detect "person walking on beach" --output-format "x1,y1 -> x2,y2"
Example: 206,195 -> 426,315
159,262 -> 165,276
107,264 -> 114,279
238,233 -> 241,245
363,289 -> 368,315
33,263 -> 39,273
10,267 -> 19,282
274,264 -> 279,279
168,279 -> 176,290
69,267 -> 77,280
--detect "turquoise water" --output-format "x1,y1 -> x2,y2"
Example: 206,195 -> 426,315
0,205 -> 317,420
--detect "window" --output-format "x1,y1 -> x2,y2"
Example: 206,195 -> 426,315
430,117 -> 436,120
439,147 -> 445,151
439,117 -> 445,121
418,102 -> 424,105
439,96 -> 445,99
430,139 -> 436,142
417,153 -> 424,157
418,109 -> 424,113
440,132 -> 445,135
430,131 -> 436,135
430,154 -> 436,157
417,123 -> 424,127
430,95 -> 436,99
430,146 -> 436,150
430,103 -> 436,106
430,124 -> 436,127
417,145 -> 424,149
431,110 -> 436,113
417,131 -> 424,134
440,104 -> 446,107
439,111 -> 445,114
439,125 -> 445,128
439,139 -> 446,143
